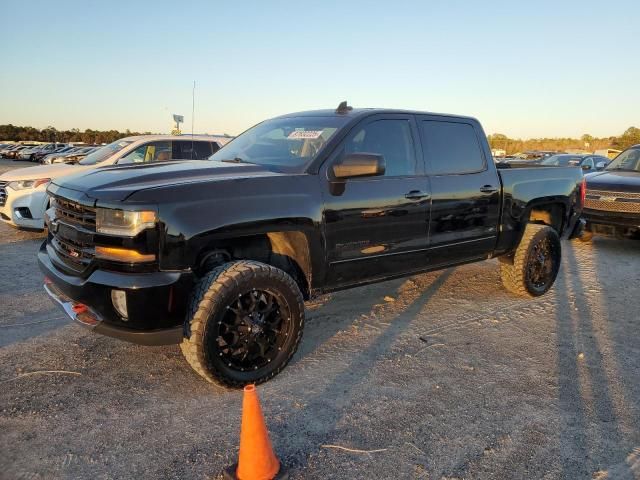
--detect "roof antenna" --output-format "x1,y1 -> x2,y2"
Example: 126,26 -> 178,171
336,101 -> 352,114
191,80 -> 195,159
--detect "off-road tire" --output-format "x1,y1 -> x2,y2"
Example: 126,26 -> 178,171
500,223 -> 561,297
180,260 -> 304,388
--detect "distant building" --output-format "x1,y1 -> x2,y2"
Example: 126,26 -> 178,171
491,148 -> 506,157
595,148 -> 622,159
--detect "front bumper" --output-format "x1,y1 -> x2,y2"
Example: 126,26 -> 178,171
38,242 -> 193,345
0,185 -> 48,229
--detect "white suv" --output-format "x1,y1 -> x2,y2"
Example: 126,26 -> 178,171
0,134 -> 231,230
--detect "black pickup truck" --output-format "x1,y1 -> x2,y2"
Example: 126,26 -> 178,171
39,104 -> 585,387
581,144 -> 640,239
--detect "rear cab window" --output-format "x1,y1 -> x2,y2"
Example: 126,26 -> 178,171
421,120 -> 486,174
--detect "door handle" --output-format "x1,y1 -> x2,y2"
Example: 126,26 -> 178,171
480,185 -> 499,193
405,190 -> 431,200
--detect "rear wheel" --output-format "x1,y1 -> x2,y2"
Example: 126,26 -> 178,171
500,223 -> 561,297
181,260 -> 304,388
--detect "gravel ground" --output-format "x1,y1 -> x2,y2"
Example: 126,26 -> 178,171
0,160 -> 639,479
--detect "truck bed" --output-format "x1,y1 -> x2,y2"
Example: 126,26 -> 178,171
495,165 -> 584,253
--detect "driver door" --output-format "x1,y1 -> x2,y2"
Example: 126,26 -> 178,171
320,114 -> 431,287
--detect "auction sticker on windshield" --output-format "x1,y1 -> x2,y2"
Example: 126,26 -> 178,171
287,130 -> 324,140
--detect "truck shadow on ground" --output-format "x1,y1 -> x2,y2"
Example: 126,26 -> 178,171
554,238 -> 639,479
281,269 -> 453,470
294,276 -> 408,364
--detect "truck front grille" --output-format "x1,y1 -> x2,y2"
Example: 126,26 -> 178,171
50,196 -> 96,272
585,190 -> 640,214
0,181 -> 7,207
55,197 -> 97,229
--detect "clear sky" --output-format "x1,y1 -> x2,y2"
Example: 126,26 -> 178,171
1,0 -> 638,138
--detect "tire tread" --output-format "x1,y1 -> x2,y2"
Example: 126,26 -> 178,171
500,223 -> 559,298
180,260 -> 304,388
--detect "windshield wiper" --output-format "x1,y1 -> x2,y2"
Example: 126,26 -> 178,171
219,157 -> 254,164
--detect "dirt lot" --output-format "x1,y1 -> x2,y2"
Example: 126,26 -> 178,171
1,160 -> 639,479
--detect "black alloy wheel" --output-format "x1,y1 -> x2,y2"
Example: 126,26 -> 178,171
181,260 -> 304,388
213,288 -> 292,372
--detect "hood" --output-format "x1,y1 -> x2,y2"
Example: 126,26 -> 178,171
585,170 -> 640,193
50,160 -> 284,202
0,162 -> 91,181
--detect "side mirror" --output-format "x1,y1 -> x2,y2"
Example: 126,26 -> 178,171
581,164 -> 592,171
596,162 -> 607,170
332,153 -> 385,180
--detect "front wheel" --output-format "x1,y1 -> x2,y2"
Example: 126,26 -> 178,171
181,260 -> 304,388
500,223 -> 561,297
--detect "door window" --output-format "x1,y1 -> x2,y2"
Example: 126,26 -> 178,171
173,140 -> 213,160
120,141 -> 172,163
422,121 -> 485,175
342,119 -> 416,177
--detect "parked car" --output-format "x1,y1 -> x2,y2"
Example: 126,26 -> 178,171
540,154 -> 610,171
38,105 -> 585,388
17,144 -> 43,160
42,146 -> 99,164
582,144 -> 640,239
504,151 -> 564,167
41,146 -> 91,164
35,145 -> 76,163
30,144 -> 71,163
58,146 -> 101,164
0,145 -> 21,158
4,145 -> 32,159
18,143 -> 65,161
0,135 -> 231,230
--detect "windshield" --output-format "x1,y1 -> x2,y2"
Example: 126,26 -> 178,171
606,148 -> 640,172
209,116 -> 348,169
78,139 -> 133,165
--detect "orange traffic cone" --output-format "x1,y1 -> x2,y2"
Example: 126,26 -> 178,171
223,384 -> 288,480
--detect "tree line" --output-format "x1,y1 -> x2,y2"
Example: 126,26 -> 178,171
488,127 -> 640,155
0,124 -> 153,145
2,123 -> 639,154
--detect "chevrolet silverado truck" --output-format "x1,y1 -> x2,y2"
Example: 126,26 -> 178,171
581,144 -> 640,240
39,104 -> 585,388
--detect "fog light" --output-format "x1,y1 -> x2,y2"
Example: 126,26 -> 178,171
111,290 -> 128,320
14,207 -> 33,219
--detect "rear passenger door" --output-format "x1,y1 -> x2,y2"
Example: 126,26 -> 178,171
419,116 -> 501,265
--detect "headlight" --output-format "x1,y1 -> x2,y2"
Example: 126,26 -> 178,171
8,178 -> 50,190
96,208 -> 157,236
